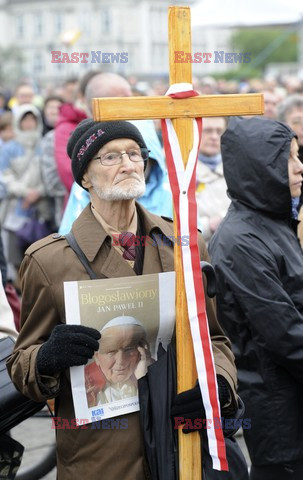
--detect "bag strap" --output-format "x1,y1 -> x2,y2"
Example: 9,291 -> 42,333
65,232 -> 98,280
133,207 -> 145,275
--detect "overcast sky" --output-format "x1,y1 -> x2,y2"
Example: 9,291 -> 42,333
191,0 -> 303,28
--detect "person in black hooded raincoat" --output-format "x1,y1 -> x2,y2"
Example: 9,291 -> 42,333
209,116 -> 303,480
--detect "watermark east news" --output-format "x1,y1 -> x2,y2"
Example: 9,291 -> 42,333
51,51 -> 128,63
174,51 -> 251,63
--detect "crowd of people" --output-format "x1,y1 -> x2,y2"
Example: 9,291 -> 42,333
0,69 -> 303,480
0,72 -> 302,282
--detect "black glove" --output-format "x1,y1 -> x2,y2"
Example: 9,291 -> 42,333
171,375 -> 232,434
223,395 -> 245,438
36,324 -> 101,376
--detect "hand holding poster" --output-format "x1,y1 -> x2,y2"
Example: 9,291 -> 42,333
64,271 -> 175,425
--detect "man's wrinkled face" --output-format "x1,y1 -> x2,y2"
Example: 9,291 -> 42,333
82,138 -> 146,201
285,107 -> 303,147
94,325 -> 143,384
288,138 -> 303,198
199,117 -> 226,157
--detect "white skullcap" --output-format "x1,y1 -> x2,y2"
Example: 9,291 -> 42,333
100,316 -> 145,333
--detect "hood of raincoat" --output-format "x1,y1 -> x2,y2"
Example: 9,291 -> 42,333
221,116 -> 297,219
13,103 -> 42,149
13,103 -> 42,135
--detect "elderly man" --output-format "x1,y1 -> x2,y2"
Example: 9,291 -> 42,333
59,72 -> 172,234
7,120 -> 238,480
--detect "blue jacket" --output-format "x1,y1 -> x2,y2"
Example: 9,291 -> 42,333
59,120 -> 173,234
0,140 -> 25,172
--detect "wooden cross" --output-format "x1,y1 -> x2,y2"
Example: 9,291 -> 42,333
93,6 -> 263,479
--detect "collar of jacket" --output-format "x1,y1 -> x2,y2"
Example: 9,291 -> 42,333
71,202 -> 175,263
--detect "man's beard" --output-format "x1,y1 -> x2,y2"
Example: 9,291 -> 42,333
90,173 -> 146,201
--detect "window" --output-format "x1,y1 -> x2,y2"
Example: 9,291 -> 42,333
33,52 -> 43,74
151,7 -> 166,36
100,8 -> 111,35
79,11 -> 91,35
54,13 -> 63,35
15,15 -> 24,38
33,13 -> 43,37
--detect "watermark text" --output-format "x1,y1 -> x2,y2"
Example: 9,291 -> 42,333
51,51 -> 128,64
174,51 -> 251,64
51,417 -> 128,430
174,417 -> 251,430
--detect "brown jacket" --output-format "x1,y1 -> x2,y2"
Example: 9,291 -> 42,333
7,203 -> 237,480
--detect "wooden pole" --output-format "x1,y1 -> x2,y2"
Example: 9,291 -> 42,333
169,6 -> 202,480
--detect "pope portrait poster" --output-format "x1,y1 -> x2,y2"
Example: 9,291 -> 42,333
64,272 -> 175,425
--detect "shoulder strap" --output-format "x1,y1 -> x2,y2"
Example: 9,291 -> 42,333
133,207 -> 145,275
65,232 -> 98,280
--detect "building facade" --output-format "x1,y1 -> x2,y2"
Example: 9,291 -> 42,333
0,0 -> 232,85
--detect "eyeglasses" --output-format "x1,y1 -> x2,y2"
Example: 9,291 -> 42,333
93,147 -> 150,166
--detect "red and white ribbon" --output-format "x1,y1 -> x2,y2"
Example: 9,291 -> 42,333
161,83 -> 228,471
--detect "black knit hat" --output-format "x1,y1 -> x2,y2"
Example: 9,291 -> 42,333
67,119 -> 148,187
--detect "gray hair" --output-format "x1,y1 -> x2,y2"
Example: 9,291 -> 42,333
277,94 -> 303,122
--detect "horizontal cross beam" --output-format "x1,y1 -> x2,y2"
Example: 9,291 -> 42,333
92,93 -> 263,121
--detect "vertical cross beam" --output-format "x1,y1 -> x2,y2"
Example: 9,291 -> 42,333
168,7 -> 202,479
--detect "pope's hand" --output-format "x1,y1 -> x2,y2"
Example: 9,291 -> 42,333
134,344 -> 152,379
